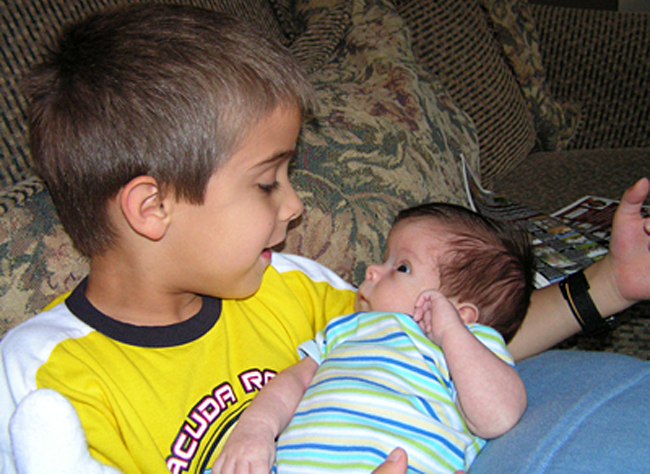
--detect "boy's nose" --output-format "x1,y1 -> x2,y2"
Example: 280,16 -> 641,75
280,183 -> 303,222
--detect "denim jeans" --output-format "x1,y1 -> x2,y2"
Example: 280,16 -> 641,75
470,350 -> 650,473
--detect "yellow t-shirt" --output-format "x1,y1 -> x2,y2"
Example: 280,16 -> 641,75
0,253 -> 355,474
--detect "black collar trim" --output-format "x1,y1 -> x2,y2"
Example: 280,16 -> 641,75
65,278 -> 221,348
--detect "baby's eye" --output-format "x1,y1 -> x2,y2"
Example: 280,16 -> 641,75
396,264 -> 410,274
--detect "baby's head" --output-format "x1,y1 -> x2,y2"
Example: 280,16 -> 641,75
26,4 -> 314,258
356,203 -> 535,342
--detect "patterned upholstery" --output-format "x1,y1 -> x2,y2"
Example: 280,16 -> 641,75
274,0 -> 353,75
392,0 -> 537,183
283,0 -> 479,286
531,4 -> 650,150
480,0 -> 580,152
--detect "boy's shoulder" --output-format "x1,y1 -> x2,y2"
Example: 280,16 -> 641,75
1,302 -> 92,364
1,302 -> 93,403
1,254 -> 352,356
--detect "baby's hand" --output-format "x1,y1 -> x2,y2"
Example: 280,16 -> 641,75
211,419 -> 275,474
413,290 -> 464,346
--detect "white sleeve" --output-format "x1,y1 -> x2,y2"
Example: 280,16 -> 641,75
296,329 -> 329,366
271,253 -> 356,291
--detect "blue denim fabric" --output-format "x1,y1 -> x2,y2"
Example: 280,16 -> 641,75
470,350 -> 650,473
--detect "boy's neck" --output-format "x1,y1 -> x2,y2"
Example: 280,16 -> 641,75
84,255 -> 203,327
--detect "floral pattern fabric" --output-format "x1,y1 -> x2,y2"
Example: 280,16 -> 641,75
0,187 -> 88,336
480,0 -> 580,151
282,0 -> 478,286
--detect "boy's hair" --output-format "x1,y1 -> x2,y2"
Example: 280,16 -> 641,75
25,4 -> 314,257
395,203 -> 535,342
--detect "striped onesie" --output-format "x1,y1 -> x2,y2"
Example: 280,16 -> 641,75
273,311 -> 514,473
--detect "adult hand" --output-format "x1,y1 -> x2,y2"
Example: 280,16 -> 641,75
371,448 -> 408,474
508,178 -> 650,360
606,177 -> 650,304
371,448 -> 466,474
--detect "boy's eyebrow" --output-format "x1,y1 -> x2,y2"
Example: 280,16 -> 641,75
252,150 -> 296,169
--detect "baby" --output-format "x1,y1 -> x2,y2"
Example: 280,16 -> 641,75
214,202 -> 535,473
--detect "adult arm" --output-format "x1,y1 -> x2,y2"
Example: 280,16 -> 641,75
508,178 -> 650,360
212,357 -> 317,474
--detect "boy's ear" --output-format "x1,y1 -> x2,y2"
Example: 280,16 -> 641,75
119,176 -> 171,241
455,302 -> 480,325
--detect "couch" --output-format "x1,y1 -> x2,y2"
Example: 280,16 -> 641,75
3,0 -> 650,471
1,0 -> 649,357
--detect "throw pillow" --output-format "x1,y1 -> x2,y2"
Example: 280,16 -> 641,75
480,0 -> 581,152
0,183 -> 88,337
392,0 -> 536,184
282,0 -> 480,286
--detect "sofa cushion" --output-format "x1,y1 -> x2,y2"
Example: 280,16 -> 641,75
0,0 -> 287,192
490,147 -> 650,214
0,182 -> 88,337
393,0 -> 581,183
480,0 -> 580,152
282,0 -> 479,286
530,4 -> 650,151
271,0 -> 353,75
392,0 -> 536,184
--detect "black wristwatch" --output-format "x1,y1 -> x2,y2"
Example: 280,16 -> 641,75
559,270 -> 616,338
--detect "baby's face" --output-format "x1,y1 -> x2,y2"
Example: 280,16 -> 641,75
355,219 -> 446,314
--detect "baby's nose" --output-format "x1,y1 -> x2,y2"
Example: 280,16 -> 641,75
365,264 -> 381,281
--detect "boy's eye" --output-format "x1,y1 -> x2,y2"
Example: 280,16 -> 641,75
396,264 -> 410,274
259,181 -> 280,194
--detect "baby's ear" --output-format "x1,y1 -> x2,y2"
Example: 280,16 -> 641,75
455,302 -> 480,325
119,176 -> 170,241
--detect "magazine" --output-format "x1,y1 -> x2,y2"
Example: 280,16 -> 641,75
552,196 -> 622,245
461,158 -> 612,287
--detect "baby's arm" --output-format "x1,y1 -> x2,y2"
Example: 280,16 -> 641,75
212,357 -> 317,474
414,291 -> 527,439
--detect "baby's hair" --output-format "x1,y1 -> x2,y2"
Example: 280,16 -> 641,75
395,203 -> 535,342
26,4 -> 314,257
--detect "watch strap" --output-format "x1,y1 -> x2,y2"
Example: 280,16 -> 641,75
559,270 -> 614,338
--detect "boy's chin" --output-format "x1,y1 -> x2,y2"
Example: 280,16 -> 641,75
226,283 -> 262,300
219,270 -> 267,300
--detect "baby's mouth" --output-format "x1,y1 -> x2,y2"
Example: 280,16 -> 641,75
354,292 -> 368,311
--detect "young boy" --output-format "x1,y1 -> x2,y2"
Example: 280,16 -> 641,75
213,203 -> 533,473
2,2 -> 650,474
0,5 -> 367,474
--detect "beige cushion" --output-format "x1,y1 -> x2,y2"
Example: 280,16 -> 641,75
283,0 -> 479,285
393,0 -> 536,183
480,0 -> 580,152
